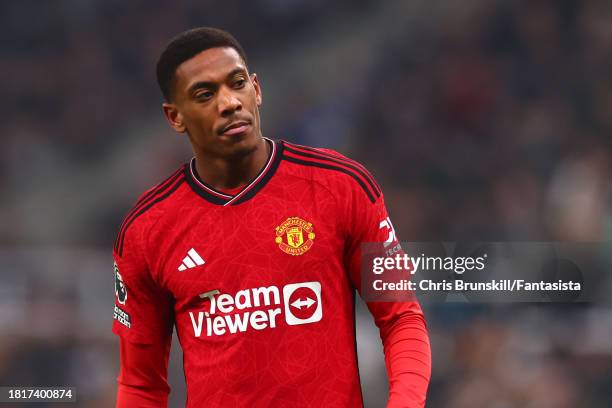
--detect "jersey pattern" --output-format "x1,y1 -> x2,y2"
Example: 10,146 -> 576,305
112,138 -> 408,408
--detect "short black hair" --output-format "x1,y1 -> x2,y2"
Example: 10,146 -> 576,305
156,27 -> 248,102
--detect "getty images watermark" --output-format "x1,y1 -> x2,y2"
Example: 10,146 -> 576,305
361,242 -> 610,303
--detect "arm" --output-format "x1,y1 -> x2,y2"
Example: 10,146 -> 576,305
116,337 -> 172,407
346,193 -> 431,407
367,301 -> 431,408
112,223 -> 175,407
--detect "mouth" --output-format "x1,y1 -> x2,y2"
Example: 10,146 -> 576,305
219,120 -> 251,136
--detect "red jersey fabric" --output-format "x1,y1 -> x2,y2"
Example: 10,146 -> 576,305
113,138 -> 430,407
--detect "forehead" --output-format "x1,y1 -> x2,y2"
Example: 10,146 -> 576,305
174,47 -> 246,89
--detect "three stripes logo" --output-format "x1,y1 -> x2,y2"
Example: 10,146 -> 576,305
178,248 -> 206,272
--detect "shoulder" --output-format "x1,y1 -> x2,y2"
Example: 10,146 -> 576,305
113,164 -> 189,258
280,140 -> 382,204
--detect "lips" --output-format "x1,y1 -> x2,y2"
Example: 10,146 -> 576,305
219,120 -> 251,136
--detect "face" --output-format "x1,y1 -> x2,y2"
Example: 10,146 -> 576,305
163,47 -> 263,159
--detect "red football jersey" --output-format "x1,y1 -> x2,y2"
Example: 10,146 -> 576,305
113,138 -> 426,407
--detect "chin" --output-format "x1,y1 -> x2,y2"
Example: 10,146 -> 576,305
221,132 -> 259,158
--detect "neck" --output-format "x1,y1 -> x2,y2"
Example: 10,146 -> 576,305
193,137 -> 270,190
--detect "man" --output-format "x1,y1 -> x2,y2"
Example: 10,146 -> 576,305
113,27 -> 431,407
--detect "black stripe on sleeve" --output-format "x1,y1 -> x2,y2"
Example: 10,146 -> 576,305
284,143 -> 381,196
134,168 -> 184,207
282,155 -> 377,203
114,169 -> 185,252
117,176 -> 185,257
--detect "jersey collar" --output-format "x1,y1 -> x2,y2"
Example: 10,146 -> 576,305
184,138 -> 284,206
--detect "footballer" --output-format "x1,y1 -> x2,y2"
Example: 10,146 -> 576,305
112,27 -> 431,407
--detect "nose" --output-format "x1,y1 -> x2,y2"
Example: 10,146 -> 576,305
218,86 -> 242,117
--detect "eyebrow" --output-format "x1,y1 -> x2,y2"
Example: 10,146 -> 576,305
187,68 -> 248,94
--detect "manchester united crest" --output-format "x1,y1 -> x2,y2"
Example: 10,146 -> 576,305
275,217 -> 315,256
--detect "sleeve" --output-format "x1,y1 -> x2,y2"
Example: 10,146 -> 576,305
112,226 -> 174,406
112,228 -> 174,344
345,190 -> 431,408
116,337 -> 171,407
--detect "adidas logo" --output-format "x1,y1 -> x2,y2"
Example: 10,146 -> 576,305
178,248 -> 205,271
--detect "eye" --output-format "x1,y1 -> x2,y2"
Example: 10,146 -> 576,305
195,90 -> 213,101
233,79 -> 246,88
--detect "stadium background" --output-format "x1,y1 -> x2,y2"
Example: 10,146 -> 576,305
1,0 -> 611,406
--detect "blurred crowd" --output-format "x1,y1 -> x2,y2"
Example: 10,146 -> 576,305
351,0 -> 612,242
1,0 -> 611,407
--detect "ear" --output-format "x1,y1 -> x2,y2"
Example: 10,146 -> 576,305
162,103 -> 186,133
251,73 -> 262,106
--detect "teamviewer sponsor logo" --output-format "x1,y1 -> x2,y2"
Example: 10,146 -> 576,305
283,282 -> 322,325
189,281 -> 323,337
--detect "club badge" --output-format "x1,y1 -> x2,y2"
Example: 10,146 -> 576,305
275,217 -> 315,256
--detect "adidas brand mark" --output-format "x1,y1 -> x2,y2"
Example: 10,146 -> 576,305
178,248 -> 205,271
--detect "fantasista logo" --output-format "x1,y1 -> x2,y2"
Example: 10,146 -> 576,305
188,281 -> 322,337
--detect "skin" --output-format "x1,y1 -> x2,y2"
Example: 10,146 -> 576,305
162,47 -> 268,190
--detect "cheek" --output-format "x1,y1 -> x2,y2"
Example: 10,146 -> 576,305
184,107 -> 215,127
248,93 -> 261,108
